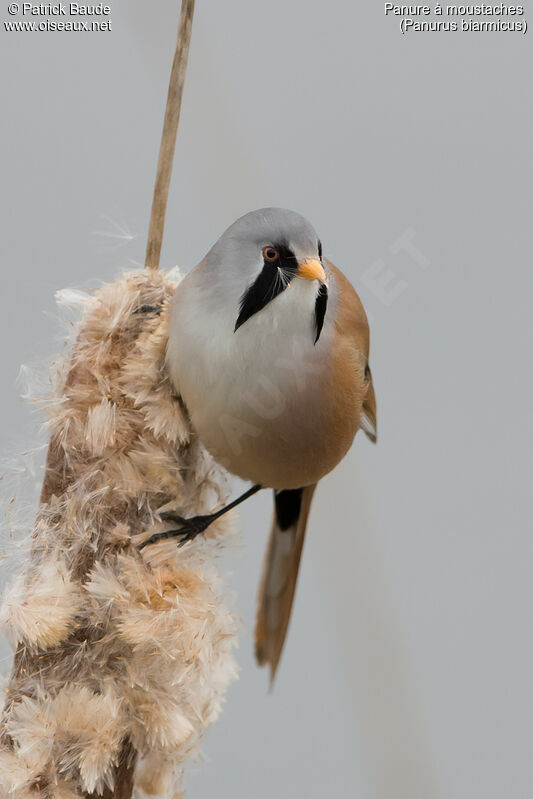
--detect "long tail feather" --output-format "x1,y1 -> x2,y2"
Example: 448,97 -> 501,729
255,484 -> 316,683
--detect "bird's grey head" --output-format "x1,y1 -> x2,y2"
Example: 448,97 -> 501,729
204,208 -> 327,339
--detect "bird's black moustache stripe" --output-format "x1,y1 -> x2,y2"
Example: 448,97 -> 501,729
235,243 -> 297,332
314,283 -> 328,344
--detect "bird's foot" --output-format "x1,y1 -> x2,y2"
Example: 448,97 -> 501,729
139,511 -> 214,549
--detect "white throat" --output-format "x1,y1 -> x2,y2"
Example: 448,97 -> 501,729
167,269 -> 331,416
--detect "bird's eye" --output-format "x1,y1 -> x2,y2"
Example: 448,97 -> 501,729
263,247 -> 279,262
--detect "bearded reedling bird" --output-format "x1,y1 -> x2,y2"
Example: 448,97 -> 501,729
142,207 -> 377,680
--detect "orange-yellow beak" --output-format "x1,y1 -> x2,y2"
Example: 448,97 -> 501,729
296,258 -> 326,283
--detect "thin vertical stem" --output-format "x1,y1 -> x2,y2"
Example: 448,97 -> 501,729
145,0 -> 195,271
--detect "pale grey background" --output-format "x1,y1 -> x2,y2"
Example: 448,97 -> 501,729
1,2 -> 532,798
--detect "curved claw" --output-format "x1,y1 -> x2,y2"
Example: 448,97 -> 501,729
139,513 -> 213,550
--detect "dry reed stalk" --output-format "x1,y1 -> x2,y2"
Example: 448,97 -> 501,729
145,0 -> 195,272
0,3 -> 234,795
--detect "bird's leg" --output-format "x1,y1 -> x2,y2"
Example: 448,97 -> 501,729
139,484 -> 262,549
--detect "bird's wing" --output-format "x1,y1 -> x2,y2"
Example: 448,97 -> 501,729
361,367 -> 377,443
255,485 -> 316,684
327,259 -> 377,444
